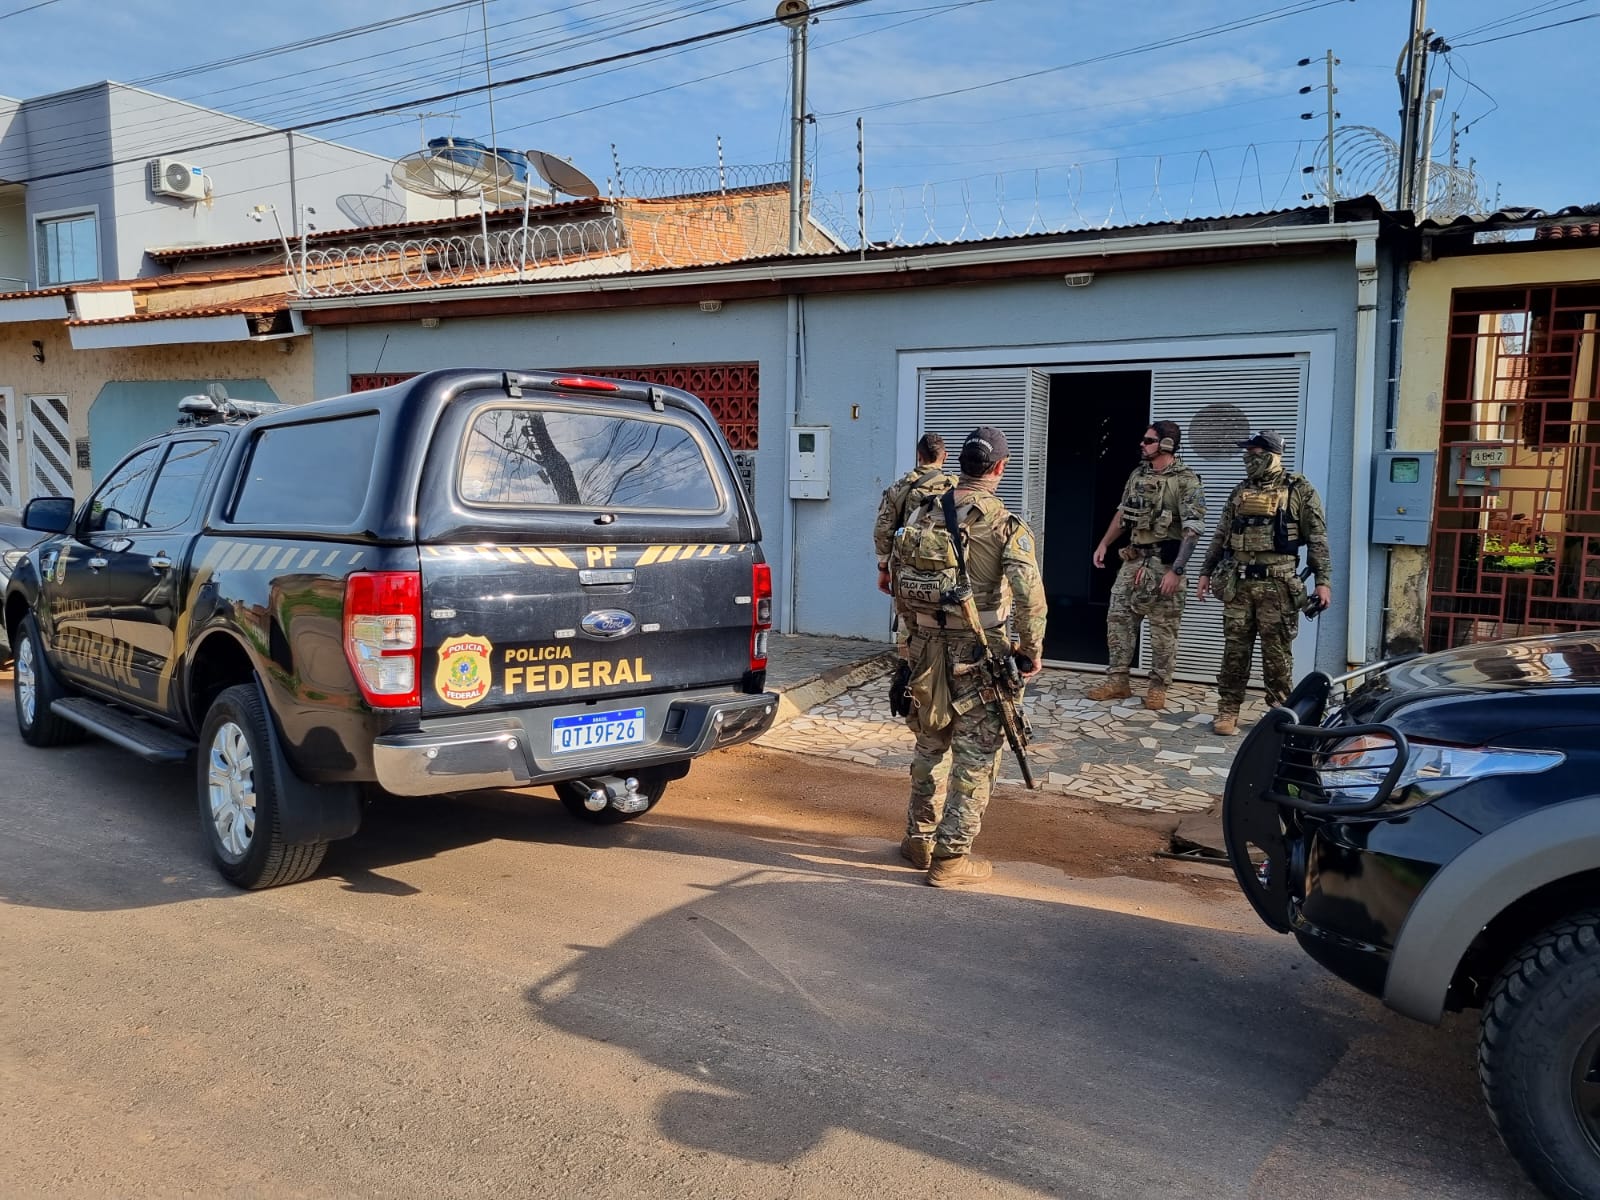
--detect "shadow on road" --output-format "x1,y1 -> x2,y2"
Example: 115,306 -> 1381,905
520,871 -> 1537,1199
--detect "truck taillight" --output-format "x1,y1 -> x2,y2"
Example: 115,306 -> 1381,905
344,571 -> 421,709
751,563 -> 773,669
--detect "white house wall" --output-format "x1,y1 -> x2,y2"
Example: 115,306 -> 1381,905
310,249 -> 1394,674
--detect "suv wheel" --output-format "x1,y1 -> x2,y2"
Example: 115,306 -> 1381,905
13,614 -> 84,747
199,684 -> 327,889
1480,909 -> 1600,1200
558,769 -> 672,825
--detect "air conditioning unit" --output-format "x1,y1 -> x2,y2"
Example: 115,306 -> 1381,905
149,158 -> 209,201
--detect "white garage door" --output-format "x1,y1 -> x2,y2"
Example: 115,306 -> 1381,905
917,367 -> 1050,539
1141,357 -> 1309,683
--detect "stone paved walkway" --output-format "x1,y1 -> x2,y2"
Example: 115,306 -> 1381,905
759,662 -> 1269,815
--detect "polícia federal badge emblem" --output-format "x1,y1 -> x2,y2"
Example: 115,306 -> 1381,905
435,635 -> 494,708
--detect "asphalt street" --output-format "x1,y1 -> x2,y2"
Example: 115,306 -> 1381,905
0,676 -> 1542,1199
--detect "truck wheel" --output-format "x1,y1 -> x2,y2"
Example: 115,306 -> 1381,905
1480,909 -> 1600,1200
558,769 -> 672,825
13,614 -> 84,748
198,684 -> 327,889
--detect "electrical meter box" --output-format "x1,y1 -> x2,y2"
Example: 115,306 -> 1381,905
1372,450 -> 1437,545
788,426 -> 830,500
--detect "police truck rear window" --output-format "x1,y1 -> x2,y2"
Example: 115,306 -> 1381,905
460,406 -> 722,512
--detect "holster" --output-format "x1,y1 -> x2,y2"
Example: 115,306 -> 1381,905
889,659 -> 913,718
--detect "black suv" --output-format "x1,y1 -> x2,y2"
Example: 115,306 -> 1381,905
4,369 -> 777,888
1224,633 -> 1600,1200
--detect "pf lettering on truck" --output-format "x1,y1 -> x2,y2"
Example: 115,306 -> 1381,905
4,370 -> 778,889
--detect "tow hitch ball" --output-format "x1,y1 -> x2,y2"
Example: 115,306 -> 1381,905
583,776 -> 647,814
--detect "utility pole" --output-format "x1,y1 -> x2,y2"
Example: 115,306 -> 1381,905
779,1 -> 811,254
1395,0 -> 1430,211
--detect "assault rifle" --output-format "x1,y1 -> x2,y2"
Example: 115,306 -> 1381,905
940,491 -> 1038,790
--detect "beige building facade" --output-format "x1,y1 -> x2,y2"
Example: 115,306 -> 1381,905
1385,222 -> 1600,654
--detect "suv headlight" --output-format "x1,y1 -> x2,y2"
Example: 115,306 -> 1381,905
0,548 -> 22,582
1319,734 -> 1564,808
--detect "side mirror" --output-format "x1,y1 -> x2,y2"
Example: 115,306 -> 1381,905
22,495 -> 74,534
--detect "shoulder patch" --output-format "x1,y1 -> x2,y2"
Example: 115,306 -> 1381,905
1013,531 -> 1034,555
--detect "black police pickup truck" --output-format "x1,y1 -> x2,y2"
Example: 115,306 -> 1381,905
1224,633 -> 1600,1200
4,369 -> 777,889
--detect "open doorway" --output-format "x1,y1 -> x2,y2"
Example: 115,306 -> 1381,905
1041,370 -> 1152,664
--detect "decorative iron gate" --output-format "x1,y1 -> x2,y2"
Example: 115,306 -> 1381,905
25,394 -> 73,498
1426,282 -> 1600,649
0,389 -> 14,507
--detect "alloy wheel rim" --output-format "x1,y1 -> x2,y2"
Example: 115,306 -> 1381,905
1572,1024 -> 1600,1154
207,721 -> 256,858
16,635 -> 38,727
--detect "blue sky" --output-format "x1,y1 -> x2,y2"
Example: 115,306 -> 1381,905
5,0 -> 1596,238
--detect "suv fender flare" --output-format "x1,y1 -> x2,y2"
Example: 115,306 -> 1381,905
1385,796 -> 1600,1023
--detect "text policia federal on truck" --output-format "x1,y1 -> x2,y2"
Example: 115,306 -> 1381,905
3,370 -> 778,889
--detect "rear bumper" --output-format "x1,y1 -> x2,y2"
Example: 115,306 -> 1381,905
371,687 -> 778,797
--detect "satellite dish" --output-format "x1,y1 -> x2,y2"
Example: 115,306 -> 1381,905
391,146 -> 515,202
528,150 -> 601,199
337,193 -> 408,227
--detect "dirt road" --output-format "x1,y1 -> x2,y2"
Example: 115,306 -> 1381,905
0,679 -> 1538,1199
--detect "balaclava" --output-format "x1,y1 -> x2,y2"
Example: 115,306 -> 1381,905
1244,451 -> 1282,482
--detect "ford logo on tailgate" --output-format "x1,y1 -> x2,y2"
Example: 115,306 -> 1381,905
581,609 -> 636,639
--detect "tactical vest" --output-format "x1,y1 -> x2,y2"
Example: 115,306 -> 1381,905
1121,464 -> 1194,546
891,491 -> 1010,618
1228,477 -> 1303,557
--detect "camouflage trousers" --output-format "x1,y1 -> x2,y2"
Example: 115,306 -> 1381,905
1105,554 -> 1185,686
906,699 -> 1005,856
1218,575 -> 1303,710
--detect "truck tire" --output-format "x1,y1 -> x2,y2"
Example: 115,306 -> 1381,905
13,614 -> 85,748
198,684 -> 327,889
558,769 -> 672,825
1480,909 -> 1600,1200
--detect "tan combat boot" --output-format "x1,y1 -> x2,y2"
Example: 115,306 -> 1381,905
1143,685 -> 1167,712
1212,711 -> 1239,736
900,836 -> 932,870
927,854 -> 993,888
1086,676 -> 1133,702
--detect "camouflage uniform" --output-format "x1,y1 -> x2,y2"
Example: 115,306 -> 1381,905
1104,457 -> 1206,688
1199,468 -> 1331,710
873,464 -> 956,565
892,477 -> 1047,857
874,464 -> 956,652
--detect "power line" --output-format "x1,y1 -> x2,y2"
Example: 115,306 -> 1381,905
814,0 -> 1351,117
8,0 -> 881,187
9,0 -> 746,170
0,0 -> 63,19
1444,0 -> 1594,42
1453,12 -> 1599,48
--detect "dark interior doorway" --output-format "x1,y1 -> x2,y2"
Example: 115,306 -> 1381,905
1042,370 -> 1152,664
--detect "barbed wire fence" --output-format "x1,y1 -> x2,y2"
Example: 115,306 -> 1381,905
289,141 -> 1492,298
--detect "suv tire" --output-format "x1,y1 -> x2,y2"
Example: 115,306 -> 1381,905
1480,909 -> 1600,1200
558,770 -> 672,825
199,684 -> 327,889
13,614 -> 85,748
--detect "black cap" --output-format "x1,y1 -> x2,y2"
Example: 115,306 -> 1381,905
1237,429 -> 1285,454
960,425 -> 1010,471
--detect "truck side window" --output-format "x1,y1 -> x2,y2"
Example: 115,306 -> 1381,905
142,439 -> 220,531
83,446 -> 161,536
231,414 -> 379,527
460,406 -> 722,512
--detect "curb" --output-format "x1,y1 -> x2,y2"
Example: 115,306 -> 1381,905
772,651 -> 897,726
